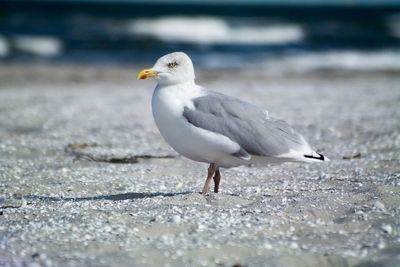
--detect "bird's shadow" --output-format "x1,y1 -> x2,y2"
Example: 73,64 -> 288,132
20,191 -> 192,202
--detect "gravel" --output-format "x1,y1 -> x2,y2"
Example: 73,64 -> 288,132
0,64 -> 399,267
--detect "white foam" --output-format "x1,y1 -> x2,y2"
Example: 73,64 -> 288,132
14,35 -> 62,57
128,16 -> 303,45
0,35 -> 10,57
263,50 -> 400,73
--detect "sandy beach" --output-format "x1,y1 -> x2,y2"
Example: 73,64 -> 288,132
0,64 -> 399,266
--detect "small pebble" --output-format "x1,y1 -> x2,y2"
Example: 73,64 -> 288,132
171,215 -> 181,224
381,224 -> 393,235
374,201 -> 386,212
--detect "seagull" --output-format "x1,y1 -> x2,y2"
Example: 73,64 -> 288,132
138,52 -> 328,194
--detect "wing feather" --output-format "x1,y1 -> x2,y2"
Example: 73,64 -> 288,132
182,91 -> 309,158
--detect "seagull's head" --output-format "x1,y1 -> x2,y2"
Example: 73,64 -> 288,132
138,52 -> 195,86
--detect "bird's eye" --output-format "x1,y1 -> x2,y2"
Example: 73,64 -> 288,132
167,62 -> 178,69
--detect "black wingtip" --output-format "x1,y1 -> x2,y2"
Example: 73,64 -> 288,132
304,153 -> 325,161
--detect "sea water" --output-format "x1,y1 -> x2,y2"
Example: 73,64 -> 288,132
0,1 -> 399,73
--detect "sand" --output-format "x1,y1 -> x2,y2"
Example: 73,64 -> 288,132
0,64 -> 399,267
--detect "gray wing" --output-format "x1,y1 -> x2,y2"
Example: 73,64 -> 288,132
182,91 -> 307,158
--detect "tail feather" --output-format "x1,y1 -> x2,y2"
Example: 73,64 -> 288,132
304,152 -> 329,162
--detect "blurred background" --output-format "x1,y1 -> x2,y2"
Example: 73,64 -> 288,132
1,0 -> 400,72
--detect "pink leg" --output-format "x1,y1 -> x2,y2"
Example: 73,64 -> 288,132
202,163 -> 217,195
213,169 -> 221,193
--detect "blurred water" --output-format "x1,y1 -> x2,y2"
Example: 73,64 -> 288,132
1,1 -> 400,72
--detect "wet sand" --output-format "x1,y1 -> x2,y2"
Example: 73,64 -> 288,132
0,64 -> 399,266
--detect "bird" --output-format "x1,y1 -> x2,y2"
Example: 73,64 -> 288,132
138,52 -> 328,194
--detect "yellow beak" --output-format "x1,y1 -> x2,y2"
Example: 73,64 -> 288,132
137,68 -> 158,80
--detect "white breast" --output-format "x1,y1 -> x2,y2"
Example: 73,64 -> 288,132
151,83 -> 242,166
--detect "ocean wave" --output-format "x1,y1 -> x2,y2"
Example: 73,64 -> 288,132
128,16 -> 304,45
14,36 -> 62,57
387,13 -> 400,39
0,36 -> 10,57
262,50 -> 400,72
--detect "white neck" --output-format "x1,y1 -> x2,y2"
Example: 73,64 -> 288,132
152,80 -> 205,113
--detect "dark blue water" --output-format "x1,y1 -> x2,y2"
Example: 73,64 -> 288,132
1,1 -> 400,71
